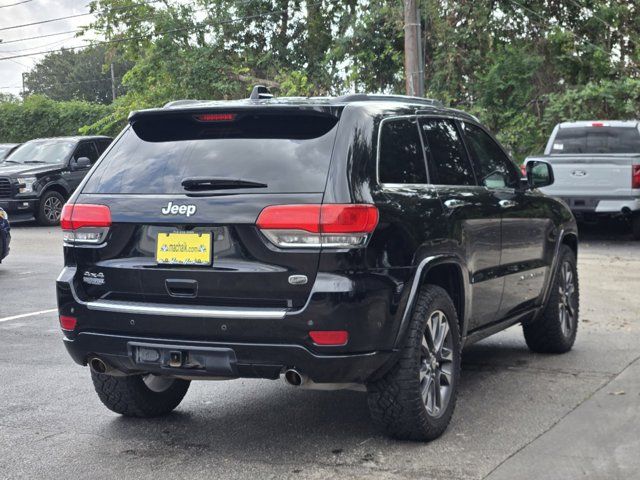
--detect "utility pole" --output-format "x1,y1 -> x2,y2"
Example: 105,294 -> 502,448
21,72 -> 26,97
110,63 -> 116,102
403,0 -> 424,97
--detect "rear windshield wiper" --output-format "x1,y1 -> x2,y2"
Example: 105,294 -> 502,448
23,160 -> 46,164
181,177 -> 268,191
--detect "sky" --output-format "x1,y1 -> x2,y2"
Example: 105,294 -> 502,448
0,0 -> 96,96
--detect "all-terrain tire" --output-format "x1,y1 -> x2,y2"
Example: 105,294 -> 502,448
631,215 -> 640,241
523,245 -> 579,353
91,371 -> 190,417
36,190 -> 65,226
367,285 -> 461,441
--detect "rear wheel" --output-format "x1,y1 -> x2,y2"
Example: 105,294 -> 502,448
523,245 -> 579,353
367,285 -> 461,441
36,190 -> 65,226
91,371 -> 190,417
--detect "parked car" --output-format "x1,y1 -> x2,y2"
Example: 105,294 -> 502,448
524,120 -> 640,239
0,143 -> 19,161
0,207 -> 9,263
57,92 -> 579,441
0,136 -> 113,225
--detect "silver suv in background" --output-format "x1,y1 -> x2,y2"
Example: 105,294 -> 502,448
525,121 -> 640,239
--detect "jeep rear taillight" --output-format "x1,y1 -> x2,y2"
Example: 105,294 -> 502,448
256,204 -> 379,248
632,165 -> 640,189
61,204 -> 111,244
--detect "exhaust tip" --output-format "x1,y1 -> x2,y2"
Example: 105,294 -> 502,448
89,357 -> 108,374
284,369 -> 304,387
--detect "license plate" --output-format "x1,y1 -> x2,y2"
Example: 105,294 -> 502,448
156,232 -> 212,266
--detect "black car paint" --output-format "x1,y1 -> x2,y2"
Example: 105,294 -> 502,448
0,208 -> 9,262
0,136 -> 112,221
57,99 -> 577,384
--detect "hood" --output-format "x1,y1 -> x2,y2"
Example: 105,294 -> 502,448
0,163 -> 64,177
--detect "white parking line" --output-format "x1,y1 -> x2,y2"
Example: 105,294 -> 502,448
0,309 -> 57,323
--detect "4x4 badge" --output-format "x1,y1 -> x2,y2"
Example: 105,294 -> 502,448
161,201 -> 197,217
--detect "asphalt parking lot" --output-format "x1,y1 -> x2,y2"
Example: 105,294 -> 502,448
1,222 -> 638,480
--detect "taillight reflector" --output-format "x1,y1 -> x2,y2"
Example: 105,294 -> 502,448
309,330 -> 349,346
59,315 -> 77,331
256,204 -> 378,248
633,165 -> 640,189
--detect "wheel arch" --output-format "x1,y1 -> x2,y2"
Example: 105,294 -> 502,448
562,232 -> 578,257
40,182 -> 70,200
393,255 -> 470,349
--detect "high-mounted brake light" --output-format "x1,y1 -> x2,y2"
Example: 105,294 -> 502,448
61,204 -> 111,244
591,122 -> 605,127
633,165 -> 640,189
256,204 -> 378,248
194,113 -> 236,122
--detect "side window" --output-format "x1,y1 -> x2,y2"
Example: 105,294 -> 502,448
461,122 -> 520,189
96,139 -> 112,155
74,142 -> 99,163
419,118 -> 475,186
378,118 -> 428,184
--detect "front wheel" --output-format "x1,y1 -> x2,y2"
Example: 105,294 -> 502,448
367,285 -> 461,441
36,190 -> 65,226
91,371 -> 190,417
523,245 -> 579,353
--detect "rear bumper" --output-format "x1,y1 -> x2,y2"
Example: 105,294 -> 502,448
558,196 -> 640,214
63,332 -> 393,383
57,266 -> 411,383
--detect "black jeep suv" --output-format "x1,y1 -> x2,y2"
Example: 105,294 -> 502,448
0,136 -> 112,225
56,93 -> 579,441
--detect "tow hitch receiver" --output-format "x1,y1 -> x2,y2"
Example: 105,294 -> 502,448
129,342 -> 238,376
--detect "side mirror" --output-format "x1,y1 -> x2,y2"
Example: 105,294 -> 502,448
71,156 -> 91,171
525,160 -> 554,189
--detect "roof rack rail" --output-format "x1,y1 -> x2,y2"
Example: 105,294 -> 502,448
250,85 -> 274,100
333,94 -> 443,107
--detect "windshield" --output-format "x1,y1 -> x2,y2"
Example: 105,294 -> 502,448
552,127 -> 640,154
0,146 -> 14,160
5,140 -> 75,164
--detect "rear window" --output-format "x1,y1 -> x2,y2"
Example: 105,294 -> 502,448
552,126 -> 640,154
82,114 -> 339,195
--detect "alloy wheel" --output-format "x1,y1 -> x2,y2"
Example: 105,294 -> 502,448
558,260 -> 577,337
420,310 -> 454,418
43,196 -> 63,222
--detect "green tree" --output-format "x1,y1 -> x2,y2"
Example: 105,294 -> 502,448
24,45 -> 131,104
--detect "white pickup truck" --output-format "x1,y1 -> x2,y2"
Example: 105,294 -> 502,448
525,120 -> 640,239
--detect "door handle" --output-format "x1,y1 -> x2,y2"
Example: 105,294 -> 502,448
444,199 -> 469,209
499,199 -> 517,209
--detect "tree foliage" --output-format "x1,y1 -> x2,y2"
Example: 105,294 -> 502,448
0,95 -> 112,143
23,46 -> 132,104
6,0 -> 640,159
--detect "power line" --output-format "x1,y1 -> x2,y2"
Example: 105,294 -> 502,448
0,0 -> 165,32
0,30 -> 78,46
0,1 -> 332,61
0,35 -> 76,53
0,0 -> 32,8
0,75 -> 123,89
